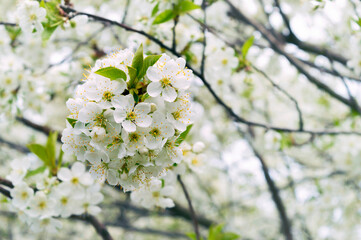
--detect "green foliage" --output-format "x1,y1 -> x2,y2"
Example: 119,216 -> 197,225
94,66 -> 127,81
152,0 -> 200,25
27,144 -> 49,164
27,131 -> 60,175
132,44 -> 144,73
187,224 -> 240,240
127,66 -> 138,88
138,55 -> 162,79
178,0 -> 201,13
279,133 -> 293,150
175,124 -> 193,146
127,44 -> 161,92
153,9 -> 176,25
25,166 -> 47,178
66,117 -> 77,128
40,0 -> 64,42
5,25 -> 21,41
151,2 -> 160,17
241,36 -> 254,59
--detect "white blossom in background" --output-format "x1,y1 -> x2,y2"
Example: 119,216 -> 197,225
16,0 -> 46,34
6,162 -> 103,233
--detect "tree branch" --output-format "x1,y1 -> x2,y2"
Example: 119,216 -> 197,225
242,131 -> 293,240
177,175 -> 201,240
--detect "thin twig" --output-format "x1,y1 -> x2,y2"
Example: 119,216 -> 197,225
177,176 -> 200,240
241,130 -> 293,240
45,6 -> 361,136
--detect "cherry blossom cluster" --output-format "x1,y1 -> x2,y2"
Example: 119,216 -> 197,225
6,158 -> 103,233
61,46 -> 195,207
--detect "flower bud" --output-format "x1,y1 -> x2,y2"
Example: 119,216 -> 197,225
150,103 -> 157,113
192,141 -> 205,153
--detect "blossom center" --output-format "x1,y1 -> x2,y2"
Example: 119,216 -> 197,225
126,111 -> 137,121
29,14 -> 37,21
221,59 -> 228,65
152,191 -> 160,198
21,191 -> 28,199
172,111 -> 181,120
102,91 -> 114,101
129,133 -> 140,143
160,78 -> 171,87
149,128 -> 161,137
71,177 -> 79,185
38,201 -> 47,210
61,197 -> 68,205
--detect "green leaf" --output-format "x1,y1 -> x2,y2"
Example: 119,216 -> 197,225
186,233 -> 199,240
132,44 -> 144,74
58,148 -> 64,168
5,25 -> 21,41
132,92 -> 139,103
27,144 -> 49,166
175,124 -> 193,146
46,131 -> 58,168
153,9 -> 176,25
25,165 -> 47,178
138,55 -> 161,79
223,233 -> 240,240
151,2 -> 160,17
42,24 -> 58,41
94,67 -> 127,81
66,118 -> 77,128
178,0 -> 201,14
242,36 -> 254,58
127,66 -> 137,82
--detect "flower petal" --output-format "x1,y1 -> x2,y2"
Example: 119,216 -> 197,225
122,120 -> 136,132
147,82 -> 162,97
135,115 -> 152,128
162,86 -> 177,102
146,66 -> 162,82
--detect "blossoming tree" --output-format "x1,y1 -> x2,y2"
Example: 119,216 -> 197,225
1,0 -> 361,239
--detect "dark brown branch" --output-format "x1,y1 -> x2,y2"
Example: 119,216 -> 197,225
177,176 -> 200,240
243,132 -> 293,240
0,137 -> 30,154
226,0 -> 361,115
71,215 -> 113,240
57,5 -> 361,137
105,221 -> 187,239
252,65 -> 304,130
16,117 -> 62,142
0,22 -> 17,27
0,178 -> 113,240
0,178 -> 14,189
0,186 -> 11,199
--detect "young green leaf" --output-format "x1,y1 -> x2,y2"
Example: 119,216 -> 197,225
151,2 -> 160,17
42,24 -> 58,42
175,124 -> 193,146
57,148 -> 64,168
46,131 -> 58,168
25,165 -> 47,178
127,66 -> 138,88
132,44 -> 144,73
242,36 -> 254,59
27,144 -> 49,166
153,9 -> 176,25
94,67 -> 127,81
137,55 -> 161,79
178,0 -> 201,14
66,118 -> 77,128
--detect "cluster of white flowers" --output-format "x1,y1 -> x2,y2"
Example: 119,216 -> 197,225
62,46 -> 194,208
15,0 -> 46,34
6,159 -> 103,233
